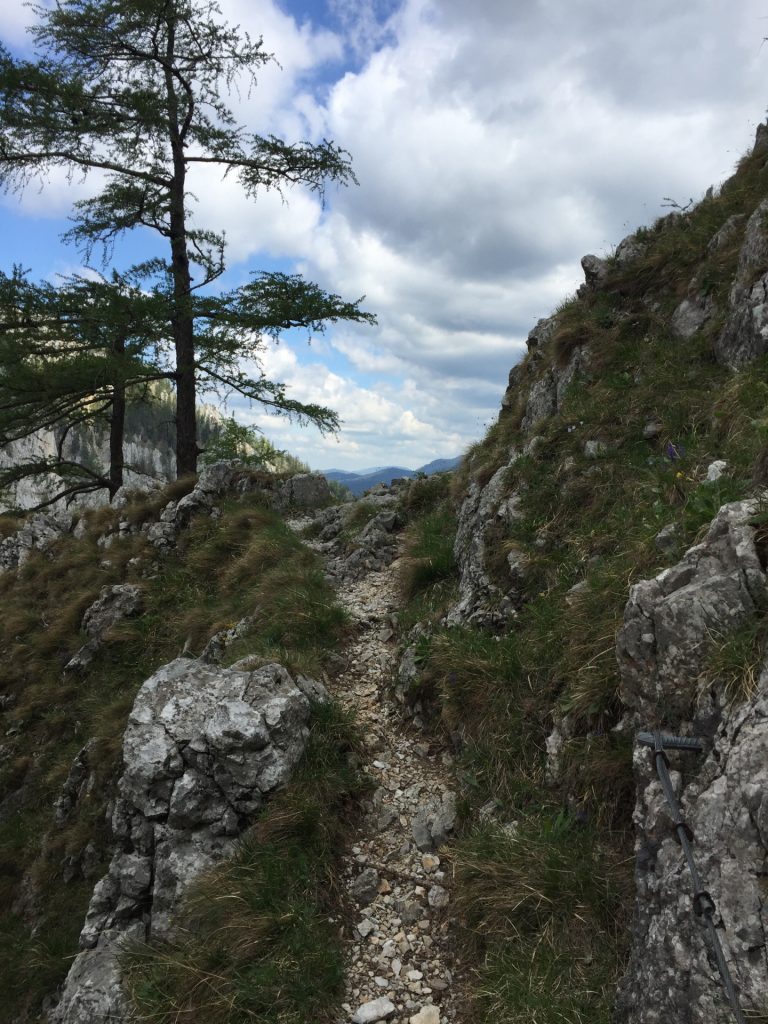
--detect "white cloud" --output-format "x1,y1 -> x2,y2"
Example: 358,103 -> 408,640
2,0 -> 767,470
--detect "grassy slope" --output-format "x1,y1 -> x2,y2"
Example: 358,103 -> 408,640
0,481 -> 359,1023
398,143 -> 768,1022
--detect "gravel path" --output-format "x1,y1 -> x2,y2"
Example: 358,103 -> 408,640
326,557 -> 465,1024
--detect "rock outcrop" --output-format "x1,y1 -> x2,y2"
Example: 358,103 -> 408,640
445,457 -> 522,628
53,656 -> 326,1023
716,198 -> 768,368
303,485 -> 405,582
0,510 -> 73,572
65,585 -> 143,672
615,500 -> 768,1022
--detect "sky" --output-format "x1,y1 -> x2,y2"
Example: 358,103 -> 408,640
0,0 -> 766,471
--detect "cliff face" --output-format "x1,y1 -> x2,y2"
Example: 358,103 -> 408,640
0,427 -> 176,512
615,501 -> 768,1022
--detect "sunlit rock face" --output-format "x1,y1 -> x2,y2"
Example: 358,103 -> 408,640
0,428 -> 175,513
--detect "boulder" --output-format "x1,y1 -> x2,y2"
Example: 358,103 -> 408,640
581,253 -> 610,289
275,472 -> 333,511
52,656 -> 326,1022
0,510 -> 73,573
411,791 -> 457,852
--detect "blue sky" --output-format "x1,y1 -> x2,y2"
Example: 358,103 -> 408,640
0,0 -> 766,470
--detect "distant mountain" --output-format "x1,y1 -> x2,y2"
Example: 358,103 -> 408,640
321,456 -> 461,497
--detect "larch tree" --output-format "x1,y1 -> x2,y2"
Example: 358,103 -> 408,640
0,266 -> 171,505
0,0 -> 372,476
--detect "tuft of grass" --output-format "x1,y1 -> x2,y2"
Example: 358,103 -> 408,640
122,700 -> 369,1024
401,472 -> 453,516
699,616 -> 768,706
399,504 -> 458,601
453,814 -> 631,1024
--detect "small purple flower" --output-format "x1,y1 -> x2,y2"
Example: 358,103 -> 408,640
666,442 -> 686,461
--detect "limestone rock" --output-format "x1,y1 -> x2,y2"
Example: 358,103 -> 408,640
275,472 -> 332,511
671,293 -> 715,339
50,936 -> 133,1024
521,373 -> 557,431
526,315 -> 559,353
716,198 -> 768,368
614,232 -> 648,266
445,457 -> 522,628
0,510 -> 73,573
581,253 -> 610,289
410,1006 -> 440,1024
350,867 -> 381,906
52,656 -> 325,1023
615,499 -> 768,1022
352,996 -> 396,1023
411,791 -> 457,852
65,584 -> 143,671
617,499 -> 767,723
707,213 -> 746,254
54,739 -> 98,826
653,522 -> 680,554
706,459 -> 727,482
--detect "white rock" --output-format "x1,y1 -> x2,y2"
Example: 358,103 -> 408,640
410,1007 -> 440,1024
352,996 -> 396,1023
427,885 -> 449,908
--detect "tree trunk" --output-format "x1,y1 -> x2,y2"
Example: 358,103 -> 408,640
109,382 -> 125,499
164,13 -> 198,478
108,331 -> 127,499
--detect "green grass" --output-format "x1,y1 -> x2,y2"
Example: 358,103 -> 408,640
700,615 -> 768,706
0,487 -> 349,1022
399,503 -> 458,602
122,700 -> 369,1024
453,814 -> 631,1024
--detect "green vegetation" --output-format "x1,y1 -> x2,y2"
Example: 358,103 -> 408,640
454,814 -> 630,1024
122,700 -> 368,1024
700,614 -> 768,706
199,414 -> 311,475
0,484 -> 349,1021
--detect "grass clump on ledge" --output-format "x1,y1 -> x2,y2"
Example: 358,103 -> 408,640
122,700 -> 368,1024
398,473 -> 458,635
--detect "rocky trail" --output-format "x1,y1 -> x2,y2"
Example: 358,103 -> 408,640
294,517 -> 465,1024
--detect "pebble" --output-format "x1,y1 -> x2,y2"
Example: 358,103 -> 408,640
410,1008 -> 441,1024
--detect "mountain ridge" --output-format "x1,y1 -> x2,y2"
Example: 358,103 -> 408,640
321,456 -> 461,496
